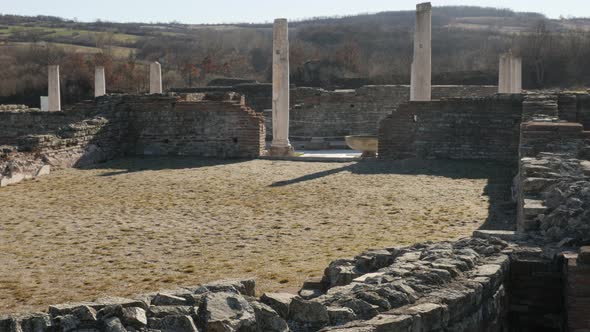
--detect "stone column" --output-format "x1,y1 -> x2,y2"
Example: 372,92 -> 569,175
410,2 -> 432,101
95,66 -> 106,97
498,54 -> 511,93
498,53 -> 523,94
48,65 -> 61,111
511,56 -> 523,94
149,61 -> 163,94
40,96 -> 49,112
270,18 -> 294,156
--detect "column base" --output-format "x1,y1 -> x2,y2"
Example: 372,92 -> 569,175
269,145 -> 295,157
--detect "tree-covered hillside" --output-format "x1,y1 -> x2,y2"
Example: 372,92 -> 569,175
1,6 -> 589,105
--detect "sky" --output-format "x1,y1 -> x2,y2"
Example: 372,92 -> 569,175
2,0 -> 590,24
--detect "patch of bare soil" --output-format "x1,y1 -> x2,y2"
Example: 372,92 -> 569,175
0,158 -> 514,314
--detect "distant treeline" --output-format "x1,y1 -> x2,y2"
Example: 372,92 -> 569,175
1,7 -> 590,105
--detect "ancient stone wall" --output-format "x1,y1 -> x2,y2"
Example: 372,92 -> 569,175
378,95 -> 523,161
0,93 -> 265,187
515,92 -> 590,238
565,249 -> 590,332
0,100 -> 127,187
516,121 -> 590,236
1,234 -> 577,332
0,107 -> 86,146
173,84 -> 498,145
123,94 -> 265,159
558,94 -> 590,130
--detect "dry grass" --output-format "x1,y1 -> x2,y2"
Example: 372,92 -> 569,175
0,157 -> 511,314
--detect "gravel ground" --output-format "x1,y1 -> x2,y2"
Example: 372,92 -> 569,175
0,157 -> 515,314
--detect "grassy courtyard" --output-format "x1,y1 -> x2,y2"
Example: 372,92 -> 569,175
0,157 -> 514,314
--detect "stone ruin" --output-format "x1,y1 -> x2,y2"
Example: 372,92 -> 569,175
2,3 -> 590,332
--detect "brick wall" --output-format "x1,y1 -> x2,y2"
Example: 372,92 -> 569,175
174,84 -> 498,143
378,95 -> 523,161
557,93 -> 590,130
0,93 -> 265,187
508,253 -> 563,330
124,95 -> 265,159
565,249 -> 590,332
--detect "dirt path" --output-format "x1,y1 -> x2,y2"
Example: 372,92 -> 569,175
0,158 -> 514,314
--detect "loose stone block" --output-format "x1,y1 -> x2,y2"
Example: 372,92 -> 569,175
261,293 -> 297,319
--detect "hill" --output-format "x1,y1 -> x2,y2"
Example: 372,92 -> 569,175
1,6 -> 590,105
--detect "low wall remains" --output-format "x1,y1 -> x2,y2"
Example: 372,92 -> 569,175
516,121 -> 590,237
378,95 -> 523,161
558,93 -> 590,130
174,84 -> 498,145
0,93 -> 265,187
122,94 -> 265,158
2,233 -> 583,332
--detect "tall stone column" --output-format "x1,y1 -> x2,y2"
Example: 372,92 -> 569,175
150,61 -> 163,94
95,66 -> 106,97
498,54 -> 511,93
410,2 -> 432,101
511,56 -> 523,94
498,53 -> 523,94
48,65 -> 61,111
270,18 -> 294,156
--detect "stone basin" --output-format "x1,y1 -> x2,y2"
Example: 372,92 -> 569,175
345,135 -> 378,158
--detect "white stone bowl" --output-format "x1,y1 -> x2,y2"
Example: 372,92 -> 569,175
345,135 -> 378,158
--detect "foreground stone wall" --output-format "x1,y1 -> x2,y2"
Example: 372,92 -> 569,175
378,95 -> 523,161
1,233 -> 579,332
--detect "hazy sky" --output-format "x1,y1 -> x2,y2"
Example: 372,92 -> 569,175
2,0 -> 589,24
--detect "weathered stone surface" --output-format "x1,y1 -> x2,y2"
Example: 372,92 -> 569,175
152,293 -> 188,306
4,313 -> 53,332
392,303 -> 448,331
95,296 -> 148,310
49,302 -> 99,317
148,305 -> 194,318
250,300 -> 289,332
194,278 -> 256,297
148,315 -> 198,332
260,293 -> 297,319
366,314 -> 413,332
104,317 -> 127,332
121,307 -> 147,328
72,305 -> 97,322
327,307 -> 357,326
299,289 -> 323,300
288,297 -> 330,332
198,291 -> 257,332
55,314 -> 80,332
